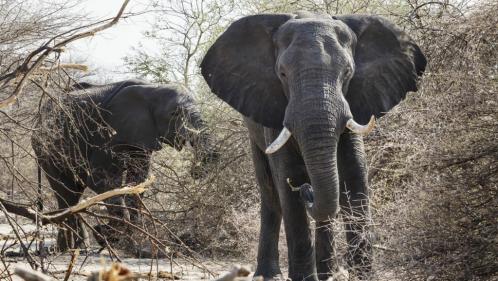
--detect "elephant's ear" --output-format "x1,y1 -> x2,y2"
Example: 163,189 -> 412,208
201,14 -> 294,129
337,15 -> 427,124
105,86 -> 161,150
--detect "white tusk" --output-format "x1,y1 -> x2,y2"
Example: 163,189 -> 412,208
346,115 -> 376,135
265,127 -> 292,154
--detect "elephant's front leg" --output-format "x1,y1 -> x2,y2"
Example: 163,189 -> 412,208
123,149 -> 151,224
315,220 -> 336,280
269,146 -> 316,280
338,132 -> 372,279
276,173 -> 316,281
251,142 -> 283,280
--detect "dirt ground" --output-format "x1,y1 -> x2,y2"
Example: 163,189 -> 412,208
1,223 -> 395,281
8,254 -> 248,280
0,223 -> 257,280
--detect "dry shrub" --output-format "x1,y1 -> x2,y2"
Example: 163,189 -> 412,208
367,1 -> 498,280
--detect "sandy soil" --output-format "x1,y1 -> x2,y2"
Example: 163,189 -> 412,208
1,223 -> 253,280
1,223 -> 394,281
7,254 -> 247,280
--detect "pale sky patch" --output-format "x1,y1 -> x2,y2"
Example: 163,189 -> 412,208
62,0 -> 156,80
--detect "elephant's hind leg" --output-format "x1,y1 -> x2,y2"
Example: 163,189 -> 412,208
251,141 -> 283,280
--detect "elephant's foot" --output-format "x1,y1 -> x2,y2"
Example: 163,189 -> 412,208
252,274 -> 287,281
287,270 -> 318,281
254,264 -> 283,281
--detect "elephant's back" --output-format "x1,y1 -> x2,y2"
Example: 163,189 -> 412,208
31,87 -> 116,167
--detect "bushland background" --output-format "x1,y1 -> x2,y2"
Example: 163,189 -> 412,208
0,0 -> 496,280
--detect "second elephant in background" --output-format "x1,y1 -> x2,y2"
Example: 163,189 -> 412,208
32,79 -> 219,256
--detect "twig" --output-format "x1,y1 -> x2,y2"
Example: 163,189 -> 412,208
63,249 -> 80,281
0,202 -> 40,269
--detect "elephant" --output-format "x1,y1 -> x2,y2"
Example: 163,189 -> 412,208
201,12 -> 426,280
32,79 -> 219,255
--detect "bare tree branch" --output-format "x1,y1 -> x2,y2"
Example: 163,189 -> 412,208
0,175 -> 154,225
0,0 -> 130,109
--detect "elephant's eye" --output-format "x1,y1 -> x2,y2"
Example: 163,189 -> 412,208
280,72 -> 286,77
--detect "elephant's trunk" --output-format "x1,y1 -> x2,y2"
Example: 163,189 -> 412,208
284,77 -> 352,222
183,106 -> 220,178
292,112 -> 342,222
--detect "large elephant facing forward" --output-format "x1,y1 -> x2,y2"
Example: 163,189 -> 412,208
202,13 -> 426,280
32,79 -> 219,255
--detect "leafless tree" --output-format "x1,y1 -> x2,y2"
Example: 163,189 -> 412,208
125,0 -> 235,88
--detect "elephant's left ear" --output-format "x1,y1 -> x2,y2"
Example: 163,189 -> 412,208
336,15 -> 427,124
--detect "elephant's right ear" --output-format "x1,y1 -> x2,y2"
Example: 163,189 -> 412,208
201,14 -> 294,129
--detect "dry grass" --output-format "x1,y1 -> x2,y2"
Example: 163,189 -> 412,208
367,1 -> 498,280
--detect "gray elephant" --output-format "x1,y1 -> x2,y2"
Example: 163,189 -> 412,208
32,79 -> 219,255
201,13 -> 426,280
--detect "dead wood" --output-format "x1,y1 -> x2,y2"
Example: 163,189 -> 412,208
0,176 -> 154,225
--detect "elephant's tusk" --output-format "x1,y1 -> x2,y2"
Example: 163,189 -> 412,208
286,178 -> 301,191
265,127 -> 292,154
346,115 -> 376,135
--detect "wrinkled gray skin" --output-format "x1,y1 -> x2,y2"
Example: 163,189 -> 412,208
32,79 -> 219,256
202,12 -> 426,280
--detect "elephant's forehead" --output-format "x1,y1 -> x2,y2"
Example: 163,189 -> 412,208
276,18 -> 353,45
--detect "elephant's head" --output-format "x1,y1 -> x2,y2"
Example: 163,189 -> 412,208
201,13 -> 426,221
105,84 -> 219,179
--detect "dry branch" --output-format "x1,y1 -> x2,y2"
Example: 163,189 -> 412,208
0,0 -> 130,109
0,175 -> 154,225
38,64 -> 89,73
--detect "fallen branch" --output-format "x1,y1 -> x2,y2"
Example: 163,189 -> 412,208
0,175 -> 154,225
